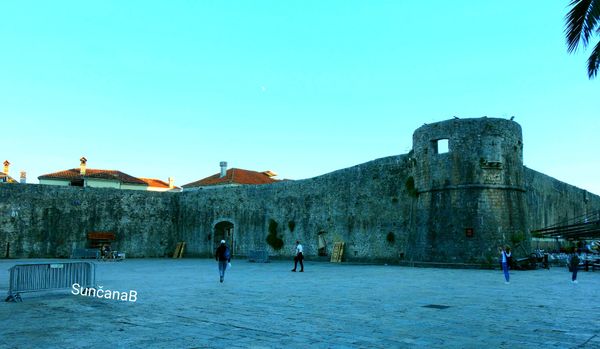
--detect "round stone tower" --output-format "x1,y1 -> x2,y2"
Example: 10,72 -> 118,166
409,117 -> 528,264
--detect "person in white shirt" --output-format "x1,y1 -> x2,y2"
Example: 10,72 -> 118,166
498,245 -> 512,284
291,240 -> 304,272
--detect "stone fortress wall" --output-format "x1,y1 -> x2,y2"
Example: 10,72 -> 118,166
1,117 -> 599,264
0,185 -> 179,258
525,168 -> 600,235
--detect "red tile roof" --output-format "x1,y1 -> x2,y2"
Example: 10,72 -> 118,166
138,177 -> 180,189
182,168 -> 278,188
38,169 -> 147,185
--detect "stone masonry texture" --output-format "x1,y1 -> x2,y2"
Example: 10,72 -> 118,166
1,117 -> 599,264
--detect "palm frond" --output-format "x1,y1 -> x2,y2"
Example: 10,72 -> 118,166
587,40 -> 600,78
585,1 -> 600,42
565,0 -> 599,52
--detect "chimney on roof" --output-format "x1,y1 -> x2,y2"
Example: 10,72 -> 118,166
220,161 -> 227,178
3,160 -> 9,175
20,171 -> 26,184
80,157 -> 87,176
262,170 -> 278,178
168,177 -> 174,189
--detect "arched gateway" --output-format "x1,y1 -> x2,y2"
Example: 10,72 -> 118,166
213,220 -> 234,255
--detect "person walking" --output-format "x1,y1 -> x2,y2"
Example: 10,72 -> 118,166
498,245 -> 511,284
291,240 -> 304,272
570,249 -> 581,284
215,240 -> 231,283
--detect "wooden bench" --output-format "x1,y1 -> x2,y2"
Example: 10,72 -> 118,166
87,232 -> 116,248
87,232 -> 124,261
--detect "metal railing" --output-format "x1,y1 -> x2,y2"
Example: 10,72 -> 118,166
5,262 -> 96,302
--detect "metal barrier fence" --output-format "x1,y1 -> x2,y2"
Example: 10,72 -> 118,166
247,250 -> 270,263
5,262 -> 96,302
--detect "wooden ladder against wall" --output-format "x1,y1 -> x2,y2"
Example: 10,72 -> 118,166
173,242 -> 186,258
330,242 -> 345,263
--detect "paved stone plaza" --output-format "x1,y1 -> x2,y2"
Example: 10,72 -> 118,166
0,259 -> 599,348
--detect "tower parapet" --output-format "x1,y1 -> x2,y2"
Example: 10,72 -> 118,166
410,117 -> 528,264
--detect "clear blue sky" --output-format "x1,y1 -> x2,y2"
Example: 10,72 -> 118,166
1,1 -> 599,194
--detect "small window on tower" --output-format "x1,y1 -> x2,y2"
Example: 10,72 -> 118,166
433,139 -> 449,154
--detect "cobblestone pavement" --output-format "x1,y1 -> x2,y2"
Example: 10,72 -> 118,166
0,258 -> 599,348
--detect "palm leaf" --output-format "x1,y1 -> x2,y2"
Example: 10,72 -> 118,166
587,40 -> 600,77
586,1 -> 600,42
565,0 -> 600,52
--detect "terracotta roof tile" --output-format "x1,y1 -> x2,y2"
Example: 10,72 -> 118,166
38,168 -> 147,185
182,168 -> 278,188
138,177 -> 180,189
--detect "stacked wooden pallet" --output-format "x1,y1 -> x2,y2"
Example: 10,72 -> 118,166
330,242 -> 344,263
173,242 -> 186,258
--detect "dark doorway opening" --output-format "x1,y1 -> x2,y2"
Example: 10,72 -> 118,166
317,231 -> 327,256
214,221 -> 234,254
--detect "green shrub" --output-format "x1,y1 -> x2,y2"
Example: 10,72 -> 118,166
386,232 -> 395,244
405,176 -> 418,197
510,231 -> 526,246
266,219 -> 284,250
269,219 -> 278,235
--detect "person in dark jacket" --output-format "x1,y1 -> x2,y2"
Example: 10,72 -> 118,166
570,250 -> 581,284
215,240 -> 231,283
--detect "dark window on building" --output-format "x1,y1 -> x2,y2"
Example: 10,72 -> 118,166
70,179 -> 84,187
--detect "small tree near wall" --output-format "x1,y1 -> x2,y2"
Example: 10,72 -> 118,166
266,219 -> 284,250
